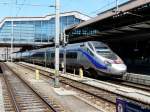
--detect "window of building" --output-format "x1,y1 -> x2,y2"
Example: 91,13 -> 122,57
0,14 -> 83,44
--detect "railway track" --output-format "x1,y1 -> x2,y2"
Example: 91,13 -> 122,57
15,62 -> 150,107
16,63 -> 116,101
0,67 -> 15,112
0,63 -> 67,112
120,81 -> 150,91
0,76 -> 15,112
12,63 -> 116,112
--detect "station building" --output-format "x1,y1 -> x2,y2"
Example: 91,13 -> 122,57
0,11 -> 90,60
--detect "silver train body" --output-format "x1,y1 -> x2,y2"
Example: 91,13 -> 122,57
17,41 -> 127,77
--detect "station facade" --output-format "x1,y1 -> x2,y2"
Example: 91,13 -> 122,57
0,11 -> 90,46
0,11 -> 90,60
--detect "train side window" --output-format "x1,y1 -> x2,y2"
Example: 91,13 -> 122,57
51,53 -> 55,58
66,53 -> 69,58
59,53 -> 63,58
51,53 -> 64,58
80,44 -> 84,47
73,52 -> 77,58
34,52 -> 44,57
32,53 -> 36,57
66,52 -> 77,59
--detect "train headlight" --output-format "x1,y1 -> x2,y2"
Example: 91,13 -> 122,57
104,61 -> 112,66
114,59 -> 123,64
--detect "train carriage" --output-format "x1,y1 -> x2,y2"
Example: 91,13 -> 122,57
15,41 -> 127,77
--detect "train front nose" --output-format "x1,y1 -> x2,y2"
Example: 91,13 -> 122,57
110,64 -> 127,75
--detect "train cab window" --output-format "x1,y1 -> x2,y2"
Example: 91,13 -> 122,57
92,41 -> 108,50
97,50 -> 117,60
91,42 -> 118,59
66,52 -> 77,59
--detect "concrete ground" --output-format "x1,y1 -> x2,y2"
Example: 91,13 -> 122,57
6,62 -> 103,112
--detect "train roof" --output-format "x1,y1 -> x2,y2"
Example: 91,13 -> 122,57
22,41 -> 109,53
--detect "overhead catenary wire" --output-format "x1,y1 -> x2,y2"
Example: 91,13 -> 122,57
0,2 -> 54,7
89,0 -> 129,15
16,0 -> 27,16
89,0 -> 116,14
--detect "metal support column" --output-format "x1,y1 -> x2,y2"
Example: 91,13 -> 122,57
45,50 -> 47,67
6,47 -> 8,61
63,33 -> 67,74
5,48 -> 7,61
116,0 -> 119,13
11,20 -> 14,62
54,0 -> 60,88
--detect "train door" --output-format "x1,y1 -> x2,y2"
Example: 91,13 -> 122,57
66,51 -> 78,69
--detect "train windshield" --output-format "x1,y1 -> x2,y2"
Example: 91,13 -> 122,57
91,42 -> 117,60
96,50 -> 117,60
91,41 -> 107,48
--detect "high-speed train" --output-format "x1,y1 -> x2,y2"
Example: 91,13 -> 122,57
16,41 -> 127,77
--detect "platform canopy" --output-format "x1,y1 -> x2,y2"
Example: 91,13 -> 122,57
66,0 -> 150,43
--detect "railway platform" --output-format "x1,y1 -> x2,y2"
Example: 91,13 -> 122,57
19,62 -> 150,104
0,62 -> 149,112
0,62 -> 103,112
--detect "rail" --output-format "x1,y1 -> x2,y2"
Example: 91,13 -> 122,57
1,62 -> 65,112
16,62 -> 150,107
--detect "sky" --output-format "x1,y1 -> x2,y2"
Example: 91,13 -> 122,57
0,0 -> 129,20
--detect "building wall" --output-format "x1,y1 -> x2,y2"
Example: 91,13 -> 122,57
0,12 -> 90,61
0,12 -> 89,45
0,47 -> 21,61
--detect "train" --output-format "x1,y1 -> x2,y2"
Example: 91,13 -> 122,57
15,41 -> 127,77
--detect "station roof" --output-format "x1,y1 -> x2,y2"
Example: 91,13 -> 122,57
0,11 -> 91,28
0,11 -> 91,48
66,0 -> 150,43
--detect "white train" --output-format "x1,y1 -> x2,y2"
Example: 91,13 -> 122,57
16,41 -> 127,77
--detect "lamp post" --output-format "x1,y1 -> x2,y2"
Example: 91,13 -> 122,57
54,0 -> 60,88
115,0 -> 119,13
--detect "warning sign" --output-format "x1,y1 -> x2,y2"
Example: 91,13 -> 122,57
116,98 -> 150,112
